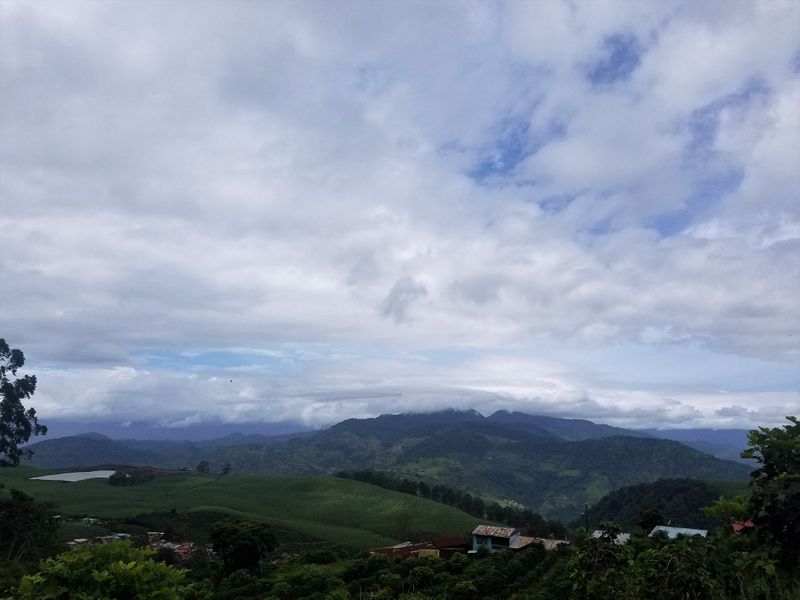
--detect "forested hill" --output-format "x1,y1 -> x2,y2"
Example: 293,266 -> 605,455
487,410 -> 653,440
24,410 -> 751,520
585,478 -> 750,531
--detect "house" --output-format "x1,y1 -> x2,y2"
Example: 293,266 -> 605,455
471,525 -> 520,551
591,530 -> 631,545
431,535 -> 469,559
470,525 -> 568,553
649,526 -> 708,539
370,537 -> 469,560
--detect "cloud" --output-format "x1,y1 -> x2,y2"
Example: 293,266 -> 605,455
0,0 -> 797,429
380,276 -> 427,322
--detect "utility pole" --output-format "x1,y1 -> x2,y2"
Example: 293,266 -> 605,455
584,503 -> 589,532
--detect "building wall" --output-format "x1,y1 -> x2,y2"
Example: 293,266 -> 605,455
472,534 -> 516,551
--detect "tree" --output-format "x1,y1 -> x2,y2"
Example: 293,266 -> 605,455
0,489 -> 59,562
108,470 -> 130,486
13,541 -> 187,600
637,507 -> 664,534
569,522 -> 631,599
742,416 -> 800,567
196,461 -> 210,474
0,339 -> 46,467
633,537 -> 716,600
209,518 -> 276,573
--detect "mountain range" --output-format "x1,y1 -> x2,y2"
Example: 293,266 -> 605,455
638,428 -> 753,464
24,409 -> 752,520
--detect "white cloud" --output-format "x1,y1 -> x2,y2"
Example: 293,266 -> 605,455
1,0 -> 797,429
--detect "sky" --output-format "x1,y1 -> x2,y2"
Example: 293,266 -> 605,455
1,0 -> 798,432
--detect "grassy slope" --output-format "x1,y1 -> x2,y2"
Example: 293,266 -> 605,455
0,468 -> 483,548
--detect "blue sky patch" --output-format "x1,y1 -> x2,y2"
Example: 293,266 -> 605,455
649,166 -> 744,236
587,33 -> 642,85
469,116 -> 566,184
129,348 -> 302,373
687,79 -> 770,160
469,116 -> 531,181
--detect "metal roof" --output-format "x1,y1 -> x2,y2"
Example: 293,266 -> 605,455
535,538 -> 569,551
649,526 -> 708,538
510,536 -> 569,550
472,525 -> 519,538
509,535 -> 536,549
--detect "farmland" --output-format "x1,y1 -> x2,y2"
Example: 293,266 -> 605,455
0,467 -> 482,548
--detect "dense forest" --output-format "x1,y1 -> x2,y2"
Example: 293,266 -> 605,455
583,478 -> 744,531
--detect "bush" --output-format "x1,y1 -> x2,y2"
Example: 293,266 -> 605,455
13,541 -> 187,599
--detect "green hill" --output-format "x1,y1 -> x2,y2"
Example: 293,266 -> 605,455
23,410 -> 752,521
276,418 -> 751,520
487,410 -> 653,440
0,467 -> 483,548
585,478 -> 750,531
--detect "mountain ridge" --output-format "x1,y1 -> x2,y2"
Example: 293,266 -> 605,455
23,409 -> 751,520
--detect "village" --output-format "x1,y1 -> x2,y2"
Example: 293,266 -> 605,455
62,518 -> 725,563
366,522 -> 717,560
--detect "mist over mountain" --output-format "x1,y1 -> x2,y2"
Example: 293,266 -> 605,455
487,411 -> 653,440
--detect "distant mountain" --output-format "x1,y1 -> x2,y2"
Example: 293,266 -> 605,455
23,430 -> 312,470
24,434 -> 163,468
640,428 -> 751,447
24,409 -> 752,521
641,428 -> 753,464
37,419 -> 312,441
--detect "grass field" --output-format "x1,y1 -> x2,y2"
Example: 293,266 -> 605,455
0,467 -> 483,548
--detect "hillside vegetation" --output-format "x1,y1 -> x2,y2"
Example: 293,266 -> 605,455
0,467 -> 482,547
24,410 -> 751,521
585,478 -> 750,531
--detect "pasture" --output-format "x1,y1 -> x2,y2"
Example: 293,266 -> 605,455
0,467 -> 482,548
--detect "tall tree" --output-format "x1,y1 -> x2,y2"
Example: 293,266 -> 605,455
742,416 -> 800,567
0,339 -> 46,467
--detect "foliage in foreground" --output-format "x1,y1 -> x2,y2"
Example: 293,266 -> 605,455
11,541 -> 187,600
0,339 -> 46,467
